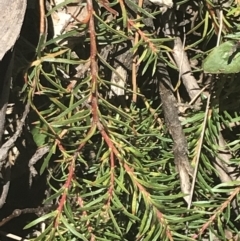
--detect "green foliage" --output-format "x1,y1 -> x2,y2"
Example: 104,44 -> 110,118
15,0 -> 240,240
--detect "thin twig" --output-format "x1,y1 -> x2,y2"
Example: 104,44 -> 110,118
54,0 -> 97,229
54,159 -> 75,228
162,11 -> 201,105
90,1 -> 116,203
98,116 -> 173,240
192,186 -> 240,239
178,84 -> 209,113
172,36 -> 201,104
216,9 -> 223,46
0,205 -> 55,227
87,1 -> 172,237
77,196 -> 95,240
28,145 -> 50,186
0,164 -> 11,208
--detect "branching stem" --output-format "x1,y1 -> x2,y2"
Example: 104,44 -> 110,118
192,186 -> 240,239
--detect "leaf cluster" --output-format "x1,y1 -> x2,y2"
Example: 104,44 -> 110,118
9,0 -> 240,240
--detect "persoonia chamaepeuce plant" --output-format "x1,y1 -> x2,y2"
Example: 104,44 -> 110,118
2,0 -> 240,240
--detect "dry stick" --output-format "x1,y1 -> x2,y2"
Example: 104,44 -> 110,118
0,206 -> 54,239
0,231 -> 29,241
158,61 -> 193,206
108,44 -> 132,99
163,11 -> 201,104
60,4 -> 82,34
216,9 -> 223,46
179,84 -> 209,114
0,163 -> 11,209
172,37 -> 201,103
0,206 -> 54,227
28,145 -> 50,186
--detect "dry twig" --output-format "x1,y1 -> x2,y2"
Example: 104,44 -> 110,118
157,60 -> 193,205
162,10 -> 201,105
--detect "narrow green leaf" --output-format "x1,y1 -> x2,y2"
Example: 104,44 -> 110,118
125,0 -> 155,19
61,215 -> 88,241
108,209 -> 123,235
24,211 -> 57,229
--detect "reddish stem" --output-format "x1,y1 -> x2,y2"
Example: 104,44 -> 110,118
80,0 -> 172,239
54,160 -> 75,228
100,126 -> 173,240
106,150 -> 115,206
192,186 -> 240,239
78,196 -> 95,239
128,19 -> 158,54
